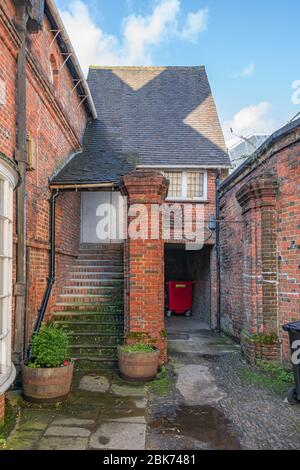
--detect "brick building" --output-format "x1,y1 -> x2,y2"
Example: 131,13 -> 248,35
219,118 -> 300,362
0,2 -> 231,424
0,0 -> 96,423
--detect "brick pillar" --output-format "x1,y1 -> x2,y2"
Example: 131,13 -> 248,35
236,174 -> 280,361
0,394 -> 4,425
121,171 -> 169,362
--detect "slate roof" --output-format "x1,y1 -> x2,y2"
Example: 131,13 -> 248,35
51,66 -> 230,186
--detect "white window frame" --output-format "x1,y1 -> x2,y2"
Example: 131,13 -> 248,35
0,157 -> 18,395
165,170 -> 208,202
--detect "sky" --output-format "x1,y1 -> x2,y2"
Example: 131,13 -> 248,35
56,0 -> 300,147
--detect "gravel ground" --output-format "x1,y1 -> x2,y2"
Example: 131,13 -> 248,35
212,353 -> 300,450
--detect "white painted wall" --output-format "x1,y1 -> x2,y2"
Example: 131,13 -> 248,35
81,191 -> 126,244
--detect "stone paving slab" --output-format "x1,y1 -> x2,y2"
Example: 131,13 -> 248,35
38,437 -> 88,450
79,375 -> 110,393
52,416 -> 95,427
89,422 -> 146,450
45,426 -> 91,437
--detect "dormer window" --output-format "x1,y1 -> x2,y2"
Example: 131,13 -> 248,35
164,171 -> 207,201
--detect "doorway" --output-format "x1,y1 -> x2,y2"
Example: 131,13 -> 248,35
81,191 -> 126,244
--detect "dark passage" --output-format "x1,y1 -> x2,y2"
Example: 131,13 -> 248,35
164,245 -> 212,325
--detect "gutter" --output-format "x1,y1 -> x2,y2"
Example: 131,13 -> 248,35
220,117 -> 300,193
29,189 -> 59,358
45,0 -> 97,120
215,172 -> 221,333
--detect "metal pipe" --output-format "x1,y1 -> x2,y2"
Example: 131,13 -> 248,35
13,1 -> 29,363
29,189 -> 59,356
215,171 -> 221,333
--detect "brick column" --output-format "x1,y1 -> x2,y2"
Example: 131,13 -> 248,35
121,171 -> 169,362
0,394 -> 4,425
236,174 -> 280,361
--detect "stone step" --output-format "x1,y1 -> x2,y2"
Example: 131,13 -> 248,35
71,344 -> 121,357
61,286 -> 123,296
77,253 -> 123,260
74,357 -> 118,371
66,278 -> 123,284
73,259 -> 123,265
71,265 -> 124,272
69,333 -> 123,346
54,320 -> 123,333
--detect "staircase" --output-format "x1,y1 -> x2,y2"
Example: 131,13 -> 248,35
52,244 -> 124,371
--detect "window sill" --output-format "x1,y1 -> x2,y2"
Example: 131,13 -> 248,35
165,198 -> 209,203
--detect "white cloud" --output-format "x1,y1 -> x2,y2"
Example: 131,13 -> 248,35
180,7 -> 209,42
233,62 -> 255,78
59,0 -> 209,75
222,101 -> 277,148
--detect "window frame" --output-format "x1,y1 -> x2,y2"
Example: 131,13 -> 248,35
165,170 -> 208,202
0,157 -> 18,394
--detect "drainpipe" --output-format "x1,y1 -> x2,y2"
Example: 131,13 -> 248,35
215,171 -> 221,333
28,189 -> 59,359
13,2 -> 29,364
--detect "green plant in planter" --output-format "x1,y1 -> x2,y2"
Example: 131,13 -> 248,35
121,343 -> 156,353
28,324 -> 71,368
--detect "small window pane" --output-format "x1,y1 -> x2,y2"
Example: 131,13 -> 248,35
187,172 -> 204,198
165,172 -> 182,198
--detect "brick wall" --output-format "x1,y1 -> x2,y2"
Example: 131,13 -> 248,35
0,2 -> 88,353
219,122 -> 300,361
122,171 -> 169,362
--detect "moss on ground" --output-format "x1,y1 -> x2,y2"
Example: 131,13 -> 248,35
147,366 -> 174,396
238,360 -> 294,395
0,399 -> 18,447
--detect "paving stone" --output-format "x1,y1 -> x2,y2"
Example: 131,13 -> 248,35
111,383 -> 145,397
6,431 -> 41,450
79,375 -> 110,393
89,422 -> 146,450
18,410 -> 55,431
134,398 -> 146,409
44,426 -> 91,437
107,415 -> 146,424
38,437 -> 88,450
52,416 -> 95,427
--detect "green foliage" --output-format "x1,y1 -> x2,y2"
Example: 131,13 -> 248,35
250,332 -> 278,345
256,360 -> 293,383
121,343 -> 156,353
0,400 -> 17,448
148,366 -> 173,396
28,324 -> 70,368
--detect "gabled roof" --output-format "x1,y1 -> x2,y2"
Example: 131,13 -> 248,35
87,66 -> 229,168
51,66 -> 230,186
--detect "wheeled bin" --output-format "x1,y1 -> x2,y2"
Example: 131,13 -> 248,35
166,280 -> 193,317
283,321 -> 300,404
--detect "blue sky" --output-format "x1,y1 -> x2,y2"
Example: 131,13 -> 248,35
56,0 -> 300,146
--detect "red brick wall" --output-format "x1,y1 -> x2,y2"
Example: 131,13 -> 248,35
0,393 -> 4,424
122,171 -> 169,362
219,125 -> 300,361
0,2 -> 88,348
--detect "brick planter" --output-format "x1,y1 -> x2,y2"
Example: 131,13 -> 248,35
242,339 -> 281,364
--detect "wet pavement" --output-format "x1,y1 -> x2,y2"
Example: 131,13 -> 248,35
2,373 -> 147,450
3,317 -> 300,450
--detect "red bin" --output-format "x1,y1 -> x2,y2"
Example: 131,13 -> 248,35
166,280 -> 193,317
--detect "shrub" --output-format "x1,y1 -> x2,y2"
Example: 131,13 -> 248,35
250,332 -> 278,345
28,324 -> 70,368
121,343 -> 156,353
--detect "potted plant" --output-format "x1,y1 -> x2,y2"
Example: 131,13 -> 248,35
118,343 -> 160,382
22,324 -> 74,402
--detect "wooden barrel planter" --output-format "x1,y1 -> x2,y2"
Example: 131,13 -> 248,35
21,362 -> 74,402
118,346 -> 160,382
